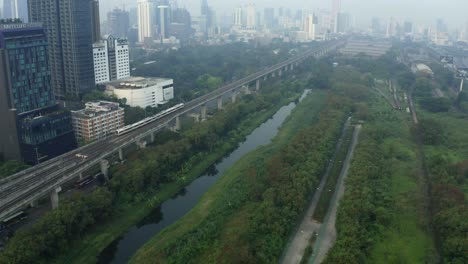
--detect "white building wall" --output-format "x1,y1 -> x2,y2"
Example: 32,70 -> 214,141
115,42 -> 130,79
93,42 -> 110,84
111,79 -> 174,108
138,0 -> 155,42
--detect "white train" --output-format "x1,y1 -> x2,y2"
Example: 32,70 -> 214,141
116,103 -> 185,136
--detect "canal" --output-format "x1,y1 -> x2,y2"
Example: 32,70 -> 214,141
98,91 -> 310,264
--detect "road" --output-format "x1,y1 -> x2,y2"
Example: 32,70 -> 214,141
281,117 -> 351,264
312,124 -> 362,264
0,41 -> 345,220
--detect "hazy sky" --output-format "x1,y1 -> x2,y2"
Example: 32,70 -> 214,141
97,0 -> 468,28
1,0 -> 467,29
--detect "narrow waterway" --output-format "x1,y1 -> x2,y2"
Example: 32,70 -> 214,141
98,91 -> 310,264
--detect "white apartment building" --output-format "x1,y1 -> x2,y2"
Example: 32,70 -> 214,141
105,77 -> 174,108
93,35 -> 130,85
93,42 -> 110,84
72,101 -> 124,143
138,0 -> 155,42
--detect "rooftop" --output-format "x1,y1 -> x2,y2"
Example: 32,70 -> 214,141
105,77 -> 172,90
72,101 -> 122,119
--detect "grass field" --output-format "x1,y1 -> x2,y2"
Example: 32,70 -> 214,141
365,94 -> 435,263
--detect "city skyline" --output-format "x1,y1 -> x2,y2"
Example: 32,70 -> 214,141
89,0 -> 468,29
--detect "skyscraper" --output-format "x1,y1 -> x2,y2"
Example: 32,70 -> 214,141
157,5 -> 170,39
28,0 -> 97,97
246,3 -> 256,29
107,8 -> 130,38
234,6 -> 243,26
92,0 -> 101,42
0,21 -> 76,164
331,0 -> 342,33
138,0 -> 155,42
2,0 -> 28,22
264,8 -> 275,29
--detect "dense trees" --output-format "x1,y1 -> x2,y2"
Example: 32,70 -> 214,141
0,160 -> 28,178
0,189 -> 113,264
0,67 -> 306,263
148,94 -> 349,264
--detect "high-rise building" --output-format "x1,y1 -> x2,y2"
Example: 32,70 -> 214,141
93,36 -> 130,84
93,42 -> 110,84
0,21 -> 76,164
403,21 -> 413,34
264,8 -> 275,29
201,0 -> 212,29
331,0 -> 342,33
436,18 -> 448,33
138,0 -> 155,42
305,14 -> 318,40
157,5 -> 170,39
234,6 -> 243,26
107,7 -> 130,38
92,0 -> 101,42
386,17 -> 397,38
2,0 -> 28,22
371,17 -> 381,35
337,12 -> 351,33
246,3 -> 256,29
170,8 -> 193,41
28,0 -> 97,98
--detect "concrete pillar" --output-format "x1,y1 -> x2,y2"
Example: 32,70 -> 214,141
79,172 -> 84,180
100,159 -> 109,181
50,186 -> 61,209
256,79 -> 260,91
201,104 -> 207,120
175,115 -> 181,130
290,64 -> 294,71
272,72 -> 276,78
189,113 -> 201,122
243,85 -> 251,95
118,148 -> 124,161
150,132 -> 155,143
264,75 -> 267,81
279,69 -> 282,77
136,140 -> 147,149
231,92 -> 237,103
217,97 -> 223,110
30,200 -> 38,208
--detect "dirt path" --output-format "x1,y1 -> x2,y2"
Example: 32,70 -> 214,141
312,124 -> 362,264
280,118 -> 351,264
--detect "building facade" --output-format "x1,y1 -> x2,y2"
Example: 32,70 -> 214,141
28,0 -> 97,97
0,21 -> 76,164
107,7 -> 130,38
72,101 -> 124,143
137,0 -> 155,42
105,77 -> 174,109
93,42 -> 110,84
93,36 -> 130,84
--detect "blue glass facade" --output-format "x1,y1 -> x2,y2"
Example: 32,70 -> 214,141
0,23 -> 54,114
0,22 -> 77,164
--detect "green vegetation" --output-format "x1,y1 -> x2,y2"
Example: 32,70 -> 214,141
131,88 -> 349,263
0,59 -> 313,264
313,127 -> 354,222
129,57 -> 373,263
0,160 -> 29,178
415,89 -> 468,264
323,54 -> 435,264
132,42 -> 315,101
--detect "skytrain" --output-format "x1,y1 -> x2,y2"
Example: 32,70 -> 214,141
116,103 -> 185,136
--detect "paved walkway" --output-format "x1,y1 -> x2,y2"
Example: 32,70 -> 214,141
313,124 -> 362,264
280,118 -> 351,264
